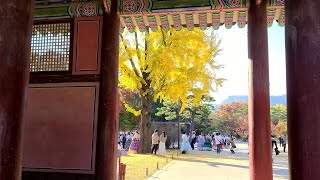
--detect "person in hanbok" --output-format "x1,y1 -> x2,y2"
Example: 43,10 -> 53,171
197,133 -> 205,151
180,132 -> 192,154
220,135 -> 225,150
129,131 -> 140,154
203,134 -> 212,151
225,135 -> 231,149
212,134 -> 216,150
159,131 -> 167,155
118,142 -> 128,156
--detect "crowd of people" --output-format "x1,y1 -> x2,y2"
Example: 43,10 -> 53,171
182,131 -> 237,154
278,135 -> 287,152
118,130 -> 238,156
271,134 -> 287,154
118,130 -> 288,167
119,131 -> 290,160
118,131 -> 140,156
118,129 -> 168,156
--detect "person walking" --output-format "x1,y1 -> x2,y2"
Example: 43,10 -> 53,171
118,142 -> 128,156
215,133 -> 222,154
203,134 -> 212,151
282,135 -> 287,153
279,136 -> 283,147
180,132 -> 192,154
151,129 -> 160,155
229,135 -> 236,154
221,135 -> 225,150
197,133 -> 205,151
225,135 -> 231,149
190,131 -> 196,150
122,134 -> 127,149
159,131 -> 167,155
125,133 -> 132,150
272,135 -> 280,155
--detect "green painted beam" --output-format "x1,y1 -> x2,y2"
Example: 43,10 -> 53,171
34,6 -> 69,19
33,0 -> 213,19
152,0 -> 211,10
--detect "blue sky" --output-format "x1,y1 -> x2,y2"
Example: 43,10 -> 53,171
212,25 -> 286,104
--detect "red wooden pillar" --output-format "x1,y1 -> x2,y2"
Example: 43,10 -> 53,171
286,0 -> 320,179
0,0 -> 33,179
95,0 -> 119,180
248,0 -> 273,180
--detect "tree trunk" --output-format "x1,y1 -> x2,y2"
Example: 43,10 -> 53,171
177,115 -> 181,148
138,94 -> 153,154
189,110 -> 196,140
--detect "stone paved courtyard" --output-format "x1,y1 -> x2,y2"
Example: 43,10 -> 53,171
148,142 -> 288,180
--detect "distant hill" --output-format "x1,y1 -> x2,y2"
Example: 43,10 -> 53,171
219,95 -> 287,106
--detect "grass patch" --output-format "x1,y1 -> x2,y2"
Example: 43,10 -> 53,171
120,150 -> 179,180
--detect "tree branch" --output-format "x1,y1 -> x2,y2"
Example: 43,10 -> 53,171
119,33 -> 142,78
134,32 -> 143,64
161,28 -> 167,47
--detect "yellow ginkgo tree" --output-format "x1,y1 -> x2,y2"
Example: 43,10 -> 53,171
119,27 -> 224,153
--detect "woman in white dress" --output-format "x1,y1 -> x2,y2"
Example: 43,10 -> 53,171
159,131 -> 167,155
180,132 -> 192,154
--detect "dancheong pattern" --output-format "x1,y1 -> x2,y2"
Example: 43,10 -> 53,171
103,0 -> 111,13
117,0 -> 286,14
275,0 -> 285,6
172,14 -> 182,31
69,1 -> 102,17
225,12 -> 234,29
120,23 -> 125,33
199,13 -> 208,30
119,0 -> 152,14
159,15 -> 170,32
186,14 -> 195,31
238,11 -> 247,28
66,0 -> 285,32
212,12 -> 221,30
267,9 -> 276,27
135,16 -> 147,32
147,15 -> 158,32
123,16 -> 135,32
278,9 -> 285,27
211,0 -> 244,9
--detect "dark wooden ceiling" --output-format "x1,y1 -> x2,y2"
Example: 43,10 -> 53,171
34,0 -> 69,4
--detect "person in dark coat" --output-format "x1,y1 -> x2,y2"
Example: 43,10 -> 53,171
272,135 -> 280,155
122,134 -> 127,149
190,131 -> 196,150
